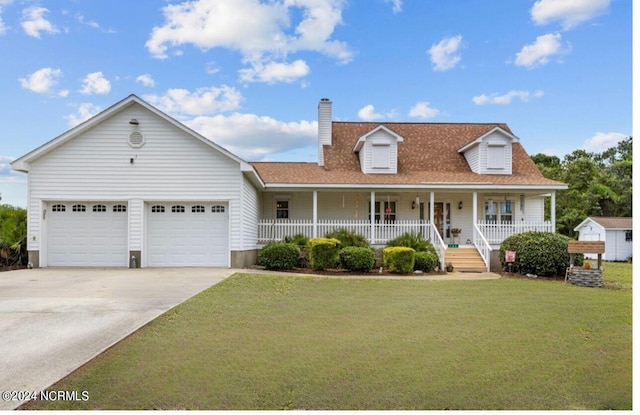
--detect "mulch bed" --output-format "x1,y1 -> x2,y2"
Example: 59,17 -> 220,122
253,266 -> 447,277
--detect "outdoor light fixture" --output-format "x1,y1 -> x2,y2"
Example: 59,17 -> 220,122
411,201 -> 416,210
458,201 -> 463,210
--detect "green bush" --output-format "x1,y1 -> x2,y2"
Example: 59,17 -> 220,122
324,228 -> 369,248
414,251 -> 438,272
257,242 -> 299,271
283,233 -> 310,248
383,247 -> 415,274
0,204 -> 27,267
309,238 -> 341,271
386,232 -> 436,256
499,231 -> 584,277
339,246 -> 375,272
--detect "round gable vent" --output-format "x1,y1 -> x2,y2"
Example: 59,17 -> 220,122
128,131 -> 145,148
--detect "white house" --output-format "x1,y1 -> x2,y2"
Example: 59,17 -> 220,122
574,217 -> 633,261
12,95 -> 567,271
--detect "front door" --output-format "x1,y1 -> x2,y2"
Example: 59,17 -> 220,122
423,202 -> 449,239
434,203 -> 444,238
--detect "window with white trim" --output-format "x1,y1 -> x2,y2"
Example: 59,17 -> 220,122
192,205 -> 205,213
625,230 -> 632,242
92,204 -> 106,212
52,204 -> 66,212
212,205 -> 225,213
276,200 -> 289,219
369,201 -> 396,223
72,204 -> 86,212
151,205 -> 165,213
485,200 -> 513,223
113,205 -> 127,212
171,205 -> 185,213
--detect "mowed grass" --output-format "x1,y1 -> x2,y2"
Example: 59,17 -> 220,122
27,269 -> 631,410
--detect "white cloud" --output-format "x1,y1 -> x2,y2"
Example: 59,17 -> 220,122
472,90 -> 544,105
21,6 -> 59,38
143,86 -> 243,117
80,72 -> 111,95
531,0 -> 610,30
0,0 -> 12,36
186,113 -> 317,161
428,35 -> 462,72
145,0 -> 351,82
358,104 -> 384,121
136,74 -> 155,87
582,132 -> 626,153
514,33 -> 570,69
385,0 -> 402,14
65,102 -> 102,127
18,67 -> 62,94
408,102 -> 440,119
239,59 -> 310,83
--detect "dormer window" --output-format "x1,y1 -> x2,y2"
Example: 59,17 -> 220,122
353,125 -> 404,174
372,144 -> 391,169
458,127 -> 518,175
487,144 -> 506,169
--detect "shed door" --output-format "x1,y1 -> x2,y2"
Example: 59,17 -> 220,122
47,202 -> 128,267
146,203 -> 229,267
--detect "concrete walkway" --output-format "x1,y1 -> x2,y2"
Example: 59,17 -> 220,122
0,268 -> 236,410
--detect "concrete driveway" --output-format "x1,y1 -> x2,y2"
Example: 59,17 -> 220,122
0,268 -> 236,410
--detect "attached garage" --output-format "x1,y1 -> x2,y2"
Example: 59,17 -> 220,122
47,202 -> 128,267
146,202 -> 229,267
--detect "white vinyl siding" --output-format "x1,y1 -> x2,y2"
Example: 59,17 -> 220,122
240,176 -> 260,250
460,130 -> 514,175
27,102 -> 246,264
463,145 -> 480,173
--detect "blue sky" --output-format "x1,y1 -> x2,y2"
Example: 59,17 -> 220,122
0,0 -> 632,207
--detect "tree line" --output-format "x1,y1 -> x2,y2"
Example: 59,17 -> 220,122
531,136 -> 632,237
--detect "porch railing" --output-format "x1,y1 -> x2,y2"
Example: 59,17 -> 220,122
428,222 -> 446,271
473,224 -> 491,272
258,219 -> 432,244
476,220 -> 554,244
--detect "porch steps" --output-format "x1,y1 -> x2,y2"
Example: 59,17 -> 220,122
445,247 -> 487,273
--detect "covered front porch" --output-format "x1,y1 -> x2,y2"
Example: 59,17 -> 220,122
257,189 -> 557,271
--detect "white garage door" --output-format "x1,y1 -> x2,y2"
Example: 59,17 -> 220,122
47,202 -> 128,267
146,202 -> 229,267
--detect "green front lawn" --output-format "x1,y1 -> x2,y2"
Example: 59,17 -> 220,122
26,270 -> 632,410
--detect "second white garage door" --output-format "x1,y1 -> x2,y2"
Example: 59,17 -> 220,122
146,202 -> 229,267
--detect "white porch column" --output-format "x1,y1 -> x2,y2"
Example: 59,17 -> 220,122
473,192 -> 478,227
370,191 -> 376,244
312,190 -> 318,238
550,191 -> 556,232
429,191 -> 435,226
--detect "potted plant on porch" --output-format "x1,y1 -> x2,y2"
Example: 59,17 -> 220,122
451,228 -> 462,244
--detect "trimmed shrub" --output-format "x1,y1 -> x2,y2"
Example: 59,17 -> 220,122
383,247 -> 415,274
339,246 -> 376,272
308,238 -> 341,271
386,232 -> 437,256
283,233 -> 310,248
499,231 -> 584,277
414,251 -> 438,272
324,228 -> 369,248
257,242 -> 299,271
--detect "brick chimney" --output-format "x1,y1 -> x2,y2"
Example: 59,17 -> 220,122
318,98 -> 332,166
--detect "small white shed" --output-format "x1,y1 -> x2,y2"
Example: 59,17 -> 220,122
574,217 -> 633,261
